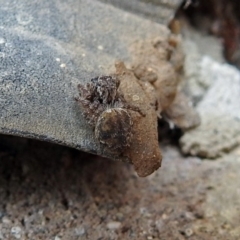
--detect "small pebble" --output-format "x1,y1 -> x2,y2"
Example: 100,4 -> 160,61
0,38 -> 5,44
75,227 -> 85,236
184,211 -> 195,220
107,221 -> 121,230
132,95 -> 140,101
116,212 -> 124,221
54,236 -> 61,240
185,228 -> 194,237
0,231 -> 4,239
162,214 -> 168,220
2,217 -> 11,224
11,226 -> 22,239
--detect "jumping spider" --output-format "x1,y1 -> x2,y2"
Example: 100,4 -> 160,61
76,75 -> 143,152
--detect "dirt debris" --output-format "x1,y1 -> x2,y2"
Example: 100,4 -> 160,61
130,35 -> 182,112
130,34 -> 200,130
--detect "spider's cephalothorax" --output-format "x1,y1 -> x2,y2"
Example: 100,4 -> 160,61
76,75 -> 136,152
76,76 -> 125,126
90,76 -> 120,105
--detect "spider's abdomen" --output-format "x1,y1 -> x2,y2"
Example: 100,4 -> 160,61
95,108 -> 133,152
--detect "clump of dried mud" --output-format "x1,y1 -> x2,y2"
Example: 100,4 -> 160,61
110,33 -> 200,176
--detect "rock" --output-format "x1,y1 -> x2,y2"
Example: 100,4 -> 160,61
184,228 -> 194,237
0,231 -> 3,239
11,226 -> 22,239
164,91 -> 200,130
181,57 -> 240,158
74,227 -> 85,236
107,221 -> 121,230
182,26 -> 224,105
2,217 -> 11,224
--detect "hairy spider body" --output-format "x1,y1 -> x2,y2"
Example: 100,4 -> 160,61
76,75 -> 140,152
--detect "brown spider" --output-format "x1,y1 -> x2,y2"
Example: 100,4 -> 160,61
75,75 -> 143,152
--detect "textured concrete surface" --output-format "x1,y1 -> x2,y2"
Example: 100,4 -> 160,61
1,135 -> 240,239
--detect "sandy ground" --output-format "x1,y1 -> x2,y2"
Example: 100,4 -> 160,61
0,135 -> 240,240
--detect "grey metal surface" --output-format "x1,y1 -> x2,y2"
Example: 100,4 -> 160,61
0,0 -> 181,157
